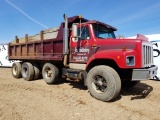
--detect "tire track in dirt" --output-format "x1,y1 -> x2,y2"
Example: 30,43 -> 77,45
0,81 -> 89,107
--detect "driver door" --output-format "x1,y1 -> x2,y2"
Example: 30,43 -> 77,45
70,25 -> 92,63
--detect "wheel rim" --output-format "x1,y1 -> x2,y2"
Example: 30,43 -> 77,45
13,65 -> 17,75
44,67 -> 52,79
23,67 -> 28,78
92,75 -> 107,94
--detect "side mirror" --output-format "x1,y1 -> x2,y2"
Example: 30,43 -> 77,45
72,24 -> 78,38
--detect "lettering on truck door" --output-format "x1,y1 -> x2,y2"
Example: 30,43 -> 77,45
70,25 -> 93,63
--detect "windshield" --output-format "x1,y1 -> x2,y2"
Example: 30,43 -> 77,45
93,24 -> 116,39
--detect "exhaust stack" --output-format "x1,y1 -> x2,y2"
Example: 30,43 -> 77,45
63,14 -> 69,67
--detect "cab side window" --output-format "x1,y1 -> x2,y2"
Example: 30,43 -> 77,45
77,26 -> 90,40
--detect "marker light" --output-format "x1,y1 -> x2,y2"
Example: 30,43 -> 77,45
122,46 -> 126,51
117,56 -> 120,59
79,15 -> 82,19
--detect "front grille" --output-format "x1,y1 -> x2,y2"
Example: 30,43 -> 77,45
142,42 -> 153,67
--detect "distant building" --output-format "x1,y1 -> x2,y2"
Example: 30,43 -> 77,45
0,44 -> 15,67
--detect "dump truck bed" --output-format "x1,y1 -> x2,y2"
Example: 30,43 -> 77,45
8,37 -> 63,61
9,26 -> 63,61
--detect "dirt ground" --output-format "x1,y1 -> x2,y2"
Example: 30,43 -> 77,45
0,67 -> 160,120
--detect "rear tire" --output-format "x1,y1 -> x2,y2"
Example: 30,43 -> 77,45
32,63 -> 40,80
21,62 -> 34,81
42,63 -> 59,84
12,62 -> 22,78
86,65 -> 121,102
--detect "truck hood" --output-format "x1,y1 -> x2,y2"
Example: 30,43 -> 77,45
95,34 -> 150,51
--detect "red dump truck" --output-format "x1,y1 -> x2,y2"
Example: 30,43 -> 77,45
8,14 -> 158,101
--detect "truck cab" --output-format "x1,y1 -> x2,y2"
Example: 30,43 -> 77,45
70,21 -> 116,63
67,18 -> 157,81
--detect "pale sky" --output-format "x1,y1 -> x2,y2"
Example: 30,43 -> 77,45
0,0 -> 160,43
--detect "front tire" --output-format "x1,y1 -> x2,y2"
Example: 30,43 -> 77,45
86,65 -> 121,102
42,63 -> 59,84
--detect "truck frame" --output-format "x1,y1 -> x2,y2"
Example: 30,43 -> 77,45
8,14 -> 158,101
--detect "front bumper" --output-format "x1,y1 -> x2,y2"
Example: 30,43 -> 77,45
132,65 -> 158,81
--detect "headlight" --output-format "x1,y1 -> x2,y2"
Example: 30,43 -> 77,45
126,56 -> 135,66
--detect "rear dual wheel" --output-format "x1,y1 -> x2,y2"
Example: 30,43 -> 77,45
20,62 -> 40,81
42,63 -> 59,84
21,62 -> 35,81
32,63 -> 40,80
12,62 -> 58,84
12,62 -> 22,78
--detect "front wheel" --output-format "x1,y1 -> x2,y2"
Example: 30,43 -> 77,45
86,65 -> 121,102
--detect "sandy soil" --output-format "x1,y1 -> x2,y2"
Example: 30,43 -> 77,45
0,67 -> 160,120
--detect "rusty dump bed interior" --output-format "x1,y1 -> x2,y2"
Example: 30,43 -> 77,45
8,16 -> 88,61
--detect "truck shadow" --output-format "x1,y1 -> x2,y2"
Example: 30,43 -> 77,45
68,81 -> 88,90
57,80 -> 153,101
35,76 -> 88,90
48,78 -> 153,101
121,82 -> 153,100
56,78 -> 88,90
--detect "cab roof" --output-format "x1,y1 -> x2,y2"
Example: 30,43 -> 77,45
67,16 -> 117,31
